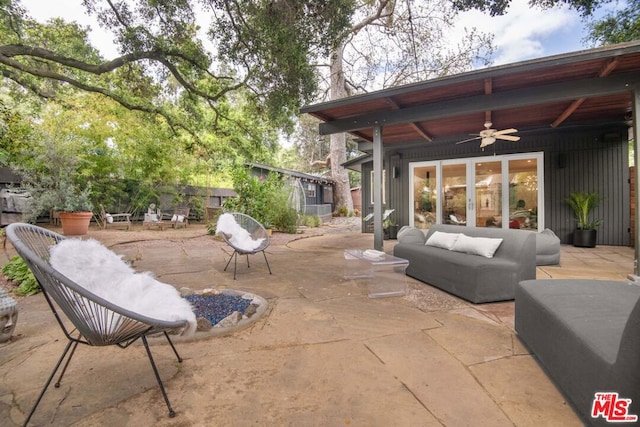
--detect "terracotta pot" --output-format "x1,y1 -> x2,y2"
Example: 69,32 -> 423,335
58,211 -> 93,236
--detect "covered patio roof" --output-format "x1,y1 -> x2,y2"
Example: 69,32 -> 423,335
301,41 -> 640,145
301,41 -> 640,265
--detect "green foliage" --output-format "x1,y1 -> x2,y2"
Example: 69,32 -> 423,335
452,0 -> 604,17
223,165 -> 284,228
206,221 -> 217,235
1,0 -> 355,133
2,256 -> 40,296
215,0 -> 355,123
222,164 -> 299,233
300,215 -> 321,227
335,206 -> 349,217
587,0 -> 640,45
268,187 -> 298,233
12,133 -> 94,220
565,191 -> 603,230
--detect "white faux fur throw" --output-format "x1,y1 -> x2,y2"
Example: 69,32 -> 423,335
50,238 -> 196,336
216,213 -> 264,252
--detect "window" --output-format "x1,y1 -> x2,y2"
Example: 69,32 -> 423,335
306,183 -> 316,198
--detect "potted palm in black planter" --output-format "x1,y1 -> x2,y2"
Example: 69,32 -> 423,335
565,191 -> 603,248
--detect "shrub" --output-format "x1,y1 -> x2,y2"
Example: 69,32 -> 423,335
223,165 -> 282,228
335,205 -> 348,217
300,215 -> 321,227
2,256 -> 40,296
206,221 -> 217,235
268,187 -> 298,233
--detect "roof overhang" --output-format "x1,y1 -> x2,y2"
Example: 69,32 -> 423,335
301,41 -> 640,145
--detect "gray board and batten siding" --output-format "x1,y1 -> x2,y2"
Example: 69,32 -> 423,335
361,124 -> 630,246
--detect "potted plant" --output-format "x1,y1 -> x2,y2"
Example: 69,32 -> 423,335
382,209 -> 398,239
13,138 -> 95,235
565,191 -> 603,248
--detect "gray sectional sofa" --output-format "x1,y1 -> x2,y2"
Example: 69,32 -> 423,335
516,279 -> 640,426
393,224 -> 536,303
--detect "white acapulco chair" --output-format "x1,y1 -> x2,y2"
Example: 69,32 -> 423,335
217,212 -> 272,280
5,223 -> 188,426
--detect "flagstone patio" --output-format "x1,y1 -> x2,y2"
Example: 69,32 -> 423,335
0,221 -> 634,426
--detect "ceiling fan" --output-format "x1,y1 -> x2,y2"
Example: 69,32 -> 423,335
456,122 -> 520,148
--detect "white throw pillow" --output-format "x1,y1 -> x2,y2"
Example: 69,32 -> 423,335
425,231 -> 461,250
171,214 -> 178,222
177,214 -> 185,222
105,213 -> 113,223
451,234 -> 503,258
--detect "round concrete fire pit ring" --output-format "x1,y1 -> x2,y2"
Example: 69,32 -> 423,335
150,288 -> 269,343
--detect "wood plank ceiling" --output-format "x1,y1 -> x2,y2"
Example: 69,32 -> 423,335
301,41 -> 640,145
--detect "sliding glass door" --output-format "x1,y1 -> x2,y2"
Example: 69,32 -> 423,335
409,153 -> 543,230
475,160 -> 502,228
411,164 -> 437,230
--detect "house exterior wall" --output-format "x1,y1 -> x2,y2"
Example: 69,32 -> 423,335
250,165 -> 334,210
361,124 -> 630,246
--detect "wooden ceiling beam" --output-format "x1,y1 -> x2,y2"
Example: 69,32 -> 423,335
484,78 -> 492,124
551,58 -> 620,128
319,71 -> 638,135
384,97 -> 433,142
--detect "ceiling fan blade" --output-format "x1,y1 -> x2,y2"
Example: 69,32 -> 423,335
480,137 -> 496,148
495,134 -> 520,142
493,128 -> 518,135
455,136 -> 480,145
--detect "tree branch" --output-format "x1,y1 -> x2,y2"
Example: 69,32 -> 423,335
0,51 -> 195,137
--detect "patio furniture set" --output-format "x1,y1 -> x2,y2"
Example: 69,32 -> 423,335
5,214 -> 638,425
393,224 -> 639,425
99,204 -> 191,231
4,211 -> 271,425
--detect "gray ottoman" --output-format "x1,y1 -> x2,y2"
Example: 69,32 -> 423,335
535,228 -> 560,265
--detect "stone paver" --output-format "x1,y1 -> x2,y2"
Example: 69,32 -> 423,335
1,221 -> 633,426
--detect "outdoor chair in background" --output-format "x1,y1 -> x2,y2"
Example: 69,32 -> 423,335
168,207 -> 190,229
216,212 -> 272,280
5,223 -> 188,425
99,204 -> 132,230
143,203 -> 165,230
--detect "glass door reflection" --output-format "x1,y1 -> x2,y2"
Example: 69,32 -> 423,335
442,162 -> 467,226
475,161 -> 502,228
508,158 -> 538,230
413,165 -> 437,229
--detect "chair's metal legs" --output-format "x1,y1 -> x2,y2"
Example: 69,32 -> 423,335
24,335 -> 181,426
224,250 -> 271,279
163,331 -> 183,363
223,250 -> 236,272
55,340 -> 79,387
262,250 -> 272,275
23,340 -> 75,427
141,335 -> 176,418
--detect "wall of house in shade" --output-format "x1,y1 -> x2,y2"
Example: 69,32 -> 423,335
361,124 -> 631,246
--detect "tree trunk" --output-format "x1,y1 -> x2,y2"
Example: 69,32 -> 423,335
329,44 -> 354,212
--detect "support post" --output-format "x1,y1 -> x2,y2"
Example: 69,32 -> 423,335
633,86 -> 640,276
373,125 -> 384,251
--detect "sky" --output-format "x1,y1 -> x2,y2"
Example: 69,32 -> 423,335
20,0 -> 595,67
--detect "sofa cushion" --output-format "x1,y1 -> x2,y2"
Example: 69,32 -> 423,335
535,228 -> 561,265
397,226 -> 426,245
451,234 -> 503,258
425,231 -> 460,250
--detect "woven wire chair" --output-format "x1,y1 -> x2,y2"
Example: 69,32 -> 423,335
220,213 -> 272,280
5,223 -> 187,426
